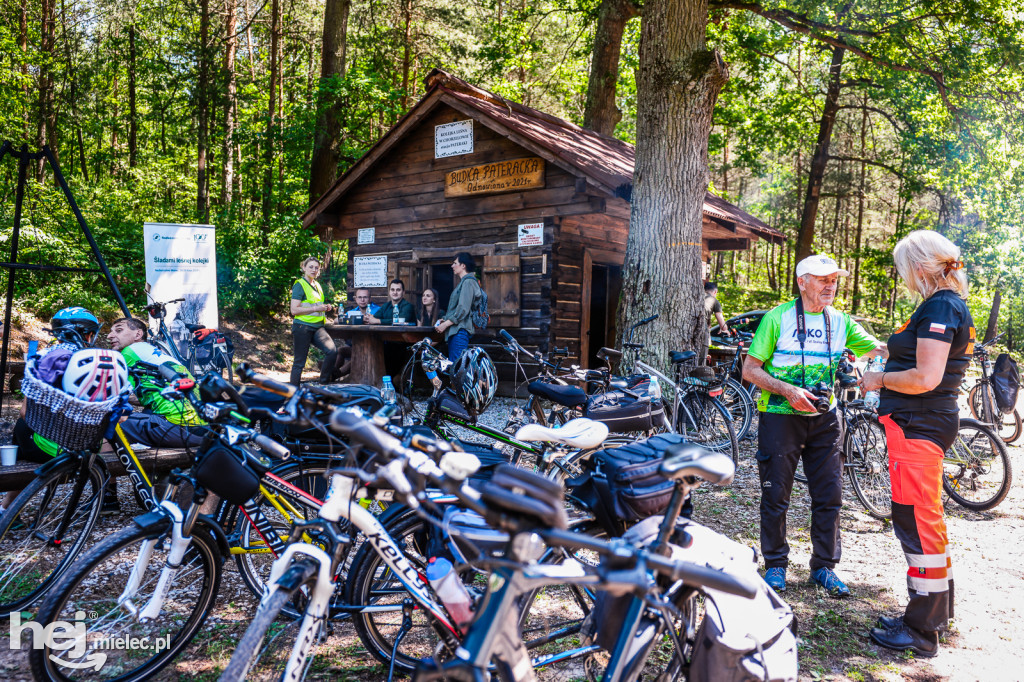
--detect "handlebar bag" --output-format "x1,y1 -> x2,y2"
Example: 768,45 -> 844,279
479,464 -> 568,530
992,353 -> 1020,414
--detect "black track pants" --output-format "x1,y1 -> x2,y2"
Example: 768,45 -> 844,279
756,410 -> 843,571
290,323 -> 337,385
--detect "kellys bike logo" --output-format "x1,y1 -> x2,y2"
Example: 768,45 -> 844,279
9,610 -> 171,671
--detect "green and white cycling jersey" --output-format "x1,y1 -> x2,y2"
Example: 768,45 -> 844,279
121,342 -> 205,426
747,299 -> 879,415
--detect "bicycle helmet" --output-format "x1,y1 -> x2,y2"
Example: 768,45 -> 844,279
51,307 -> 100,347
61,348 -> 131,401
451,347 -> 498,417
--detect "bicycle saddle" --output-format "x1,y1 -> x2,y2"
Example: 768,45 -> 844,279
596,347 -> 622,363
659,442 -> 735,485
515,418 -> 609,449
527,380 -> 588,408
669,350 -> 698,364
184,323 -> 205,333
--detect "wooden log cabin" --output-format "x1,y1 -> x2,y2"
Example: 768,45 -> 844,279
303,70 -> 783,381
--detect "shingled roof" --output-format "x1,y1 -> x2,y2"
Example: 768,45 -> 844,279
304,69 -> 783,244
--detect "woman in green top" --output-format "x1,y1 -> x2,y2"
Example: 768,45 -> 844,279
434,252 -> 482,361
289,256 -> 337,385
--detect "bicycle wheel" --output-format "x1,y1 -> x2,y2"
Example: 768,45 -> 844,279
844,415 -> 891,519
967,383 -> 1020,442
28,520 -> 222,682
220,560 -> 321,682
0,457 -> 104,612
232,462 -> 331,607
346,507 -> 459,674
942,419 -> 1012,511
676,392 -> 738,463
719,378 -> 753,442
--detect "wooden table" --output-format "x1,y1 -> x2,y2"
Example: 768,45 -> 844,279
325,325 -> 440,386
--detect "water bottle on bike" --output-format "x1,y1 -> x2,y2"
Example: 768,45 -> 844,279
863,357 -> 885,409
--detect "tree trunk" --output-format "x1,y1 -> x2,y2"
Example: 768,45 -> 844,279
616,0 -> 728,371
984,291 -> 1001,343
262,0 -> 281,225
222,0 -> 238,205
582,0 -> 639,136
309,0 -> 351,204
128,24 -> 138,168
197,0 -> 210,220
852,95 -> 868,313
19,0 -> 29,136
792,46 -> 845,292
37,0 -> 56,181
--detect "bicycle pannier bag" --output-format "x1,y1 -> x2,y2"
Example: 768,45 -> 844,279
585,380 -> 666,433
193,331 -> 234,371
992,353 -> 1020,415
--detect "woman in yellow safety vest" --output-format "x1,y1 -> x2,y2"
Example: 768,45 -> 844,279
289,256 -> 338,385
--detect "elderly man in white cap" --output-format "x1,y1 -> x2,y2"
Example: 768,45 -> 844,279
742,255 -> 887,596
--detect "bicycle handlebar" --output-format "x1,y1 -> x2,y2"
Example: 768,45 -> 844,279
237,362 -> 297,398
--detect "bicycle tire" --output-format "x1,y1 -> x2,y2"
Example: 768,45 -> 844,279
346,507 -> 459,674
676,392 -> 738,463
0,457 -> 105,612
844,414 -> 892,519
220,561 -> 321,682
28,520 -> 222,682
942,419 -> 1012,511
719,377 -> 753,442
232,462 -> 331,609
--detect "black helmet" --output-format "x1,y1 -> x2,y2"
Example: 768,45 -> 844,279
452,347 -> 497,416
51,307 -> 100,347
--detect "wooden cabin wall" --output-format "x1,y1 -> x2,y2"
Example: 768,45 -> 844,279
553,211 -> 629,366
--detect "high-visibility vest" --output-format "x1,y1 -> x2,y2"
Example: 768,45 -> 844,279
294,278 -> 325,324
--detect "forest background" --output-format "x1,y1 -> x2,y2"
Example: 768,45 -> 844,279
2,0 -> 1023,347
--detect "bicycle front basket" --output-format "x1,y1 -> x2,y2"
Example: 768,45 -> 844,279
21,358 -> 118,451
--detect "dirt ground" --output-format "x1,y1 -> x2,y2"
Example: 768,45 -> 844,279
1,315 -> 1022,680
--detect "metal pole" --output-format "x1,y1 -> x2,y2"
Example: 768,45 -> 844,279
42,146 -> 132,318
1,146 -> 30,413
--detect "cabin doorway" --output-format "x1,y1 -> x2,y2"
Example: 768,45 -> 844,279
582,252 -> 622,368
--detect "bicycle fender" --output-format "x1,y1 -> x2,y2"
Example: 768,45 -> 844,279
133,510 -> 173,532
33,453 -> 84,479
276,559 -> 320,591
195,514 -> 232,559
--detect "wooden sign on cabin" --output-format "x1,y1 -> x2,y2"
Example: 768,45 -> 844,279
445,157 -> 545,197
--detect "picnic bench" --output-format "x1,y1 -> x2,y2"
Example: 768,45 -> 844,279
326,324 -> 439,386
0,447 -> 193,491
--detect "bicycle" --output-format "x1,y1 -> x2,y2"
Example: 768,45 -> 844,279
787,354 -> 891,519
146,297 -> 235,383
963,332 -> 1021,444
942,417 -> 1012,511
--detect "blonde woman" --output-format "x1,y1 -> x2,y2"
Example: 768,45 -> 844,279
289,256 -> 337,385
860,230 -> 974,657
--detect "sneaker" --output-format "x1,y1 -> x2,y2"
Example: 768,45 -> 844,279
101,496 -> 121,516
811,567 -> 851,597
877,615 -> 902,630
763,567 -> 787,592
869,623 -> 938,658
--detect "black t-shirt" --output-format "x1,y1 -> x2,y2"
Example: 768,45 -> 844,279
879,289 -> 975,415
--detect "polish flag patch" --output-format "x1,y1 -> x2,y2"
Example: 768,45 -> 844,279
929,323 -> 947,333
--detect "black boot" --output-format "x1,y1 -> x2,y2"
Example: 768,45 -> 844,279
869,623 -> 938,658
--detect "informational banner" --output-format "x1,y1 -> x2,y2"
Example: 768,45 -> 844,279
518,222 -> 544,247
353,255 -> 388,288
143,223 -> 218,357
445,158 -> 545,197
357,227 -> 375,244
435,120 -> 474,158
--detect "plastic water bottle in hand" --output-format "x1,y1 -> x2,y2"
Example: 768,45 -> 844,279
381,375 -> 396,405
425,557 -> 474,631
863,357 -> 885,409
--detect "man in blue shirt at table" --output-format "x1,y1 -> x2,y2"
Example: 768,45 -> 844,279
343,288 -> 381,323
375,280 -> 417,325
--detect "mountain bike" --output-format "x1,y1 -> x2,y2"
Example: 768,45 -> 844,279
964,333 -> 1021,444
146,298 -> 235,383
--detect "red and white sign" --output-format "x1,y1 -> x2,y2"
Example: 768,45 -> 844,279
518,222 -> 544,247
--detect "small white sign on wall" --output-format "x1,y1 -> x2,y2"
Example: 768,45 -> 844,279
435,120 -> 474,158
518,222 -> 544,247
353,255 -> 388,288
357,227 -> 375,244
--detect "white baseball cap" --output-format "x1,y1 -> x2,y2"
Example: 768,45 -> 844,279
796,255 -> 850,278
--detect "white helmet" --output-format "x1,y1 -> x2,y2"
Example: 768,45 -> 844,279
61,349 -> 131,401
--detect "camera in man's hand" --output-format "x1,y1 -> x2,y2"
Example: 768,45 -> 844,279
807,382 -> 833,413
